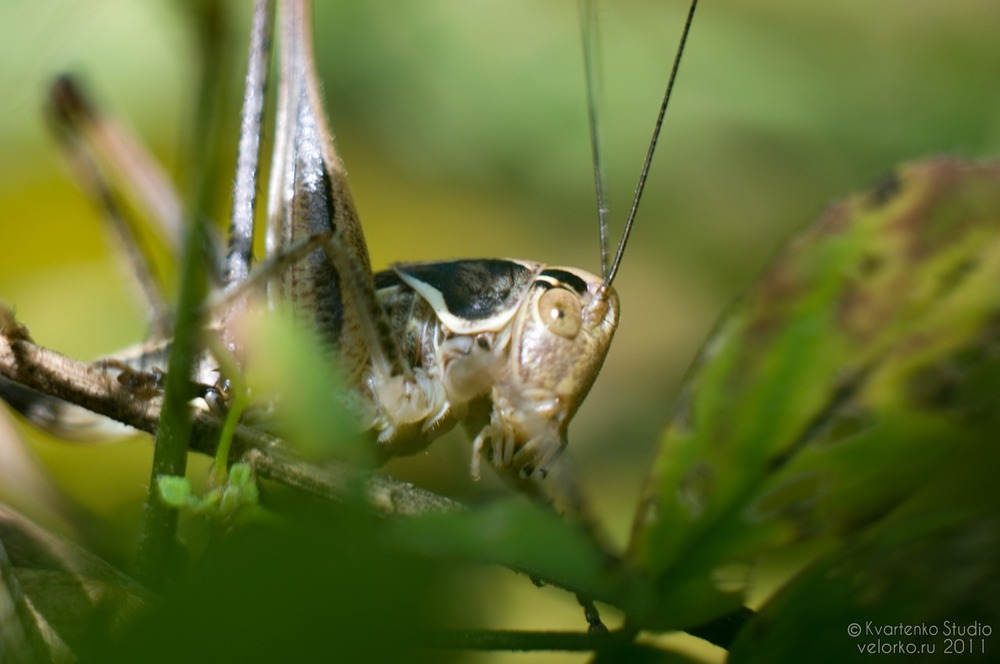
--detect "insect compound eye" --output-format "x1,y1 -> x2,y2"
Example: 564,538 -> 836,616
537,288 -> 582,339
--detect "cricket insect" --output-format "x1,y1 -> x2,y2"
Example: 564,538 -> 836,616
1,0 -> 696,522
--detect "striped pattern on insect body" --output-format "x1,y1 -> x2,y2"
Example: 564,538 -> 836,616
369,259 -> 618,479
261,0 -> 627,489
0,0 -> 696,512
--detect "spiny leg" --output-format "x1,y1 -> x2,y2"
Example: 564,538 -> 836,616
46,74 -> 227,290
1,80 -> 190,439
224,0 -> 275,290
217,0 -> 439,430
267,0 -> 441,434
267,0 -> 374,379
45,76 -> 186,265
46,78 -> 174,337
207,230 -> 331,318
22,67 -> 253,433
218,0 -> 275,357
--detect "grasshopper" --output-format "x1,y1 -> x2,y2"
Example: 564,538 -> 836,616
0,0 -> 697,512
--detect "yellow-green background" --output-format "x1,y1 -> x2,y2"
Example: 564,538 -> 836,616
1,1 -> 999,661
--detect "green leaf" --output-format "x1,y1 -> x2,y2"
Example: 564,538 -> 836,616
626,158 -> 1000,630
156,475 -> 193,509
156,464 -> 261,520
0,504 -> 152,660
728,443 -> 1000,663
216,462 -> 260,517
235,306 -> 368,464
389,500 -> 622,601
102,501 -> 464,663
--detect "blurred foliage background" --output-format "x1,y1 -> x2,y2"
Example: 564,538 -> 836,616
1,1 -> 999,661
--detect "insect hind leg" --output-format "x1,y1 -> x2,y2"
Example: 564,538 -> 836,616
46,77 -> 179,337
263,0 -> 448,449
318,233 -> 448,444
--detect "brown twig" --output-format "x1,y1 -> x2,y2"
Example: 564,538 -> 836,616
0,320 -> 460,518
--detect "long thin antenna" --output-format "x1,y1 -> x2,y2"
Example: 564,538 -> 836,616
579,0 -> 611,279
603,0 -> 698,288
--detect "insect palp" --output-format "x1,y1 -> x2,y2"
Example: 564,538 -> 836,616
601,0 -> 700,290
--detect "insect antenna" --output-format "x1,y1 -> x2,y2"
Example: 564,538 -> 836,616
578,0 -> 611,278
601,0 -> 699,289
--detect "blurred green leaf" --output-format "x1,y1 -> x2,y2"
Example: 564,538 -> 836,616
5,2 -> 1000,655
390,499 -> 621,601
235,306 -> 368,464
0,504 -> 151,662
97,500 -> 468,664
728,442 -> 1000,663
155,475 -> 193,510
158,462 -> 260,520
627,158 -> 1000,630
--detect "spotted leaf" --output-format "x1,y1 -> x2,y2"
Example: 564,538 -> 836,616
625,157 -> 1000,630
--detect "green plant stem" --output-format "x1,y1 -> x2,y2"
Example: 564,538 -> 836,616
203,335 -> 250,485
132,219 -> 211,584
212,389 -> 247,485
133,2 -> 233,586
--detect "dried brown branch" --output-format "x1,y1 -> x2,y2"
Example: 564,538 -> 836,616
0,313 -> 461,518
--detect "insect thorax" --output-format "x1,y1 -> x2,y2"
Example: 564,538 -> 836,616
367,258 -> 619,478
